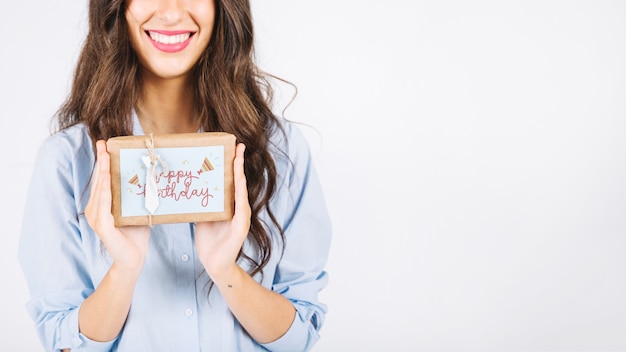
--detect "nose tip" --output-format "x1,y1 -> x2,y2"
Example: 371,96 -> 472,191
157,0 -> 184,25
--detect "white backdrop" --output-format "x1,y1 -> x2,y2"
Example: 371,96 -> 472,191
1,1 -> 625,351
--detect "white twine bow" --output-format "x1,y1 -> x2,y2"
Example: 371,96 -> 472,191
142,133 -> 167,227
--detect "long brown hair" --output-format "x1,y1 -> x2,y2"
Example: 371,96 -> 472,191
57,0 -> 285,280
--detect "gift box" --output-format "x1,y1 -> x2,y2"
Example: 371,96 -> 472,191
107,132 -> 236,226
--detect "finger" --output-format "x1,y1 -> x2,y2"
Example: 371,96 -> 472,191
89,141 -> 104,195
97,140 -> 111,176
87,141 -> 106,215
94,141 -> 111,210
88,141 -> 113,230
233,143 -> 251,220
97,141 -> 113,216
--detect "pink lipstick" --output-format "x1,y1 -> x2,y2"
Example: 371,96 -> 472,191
146,30 -> 194,53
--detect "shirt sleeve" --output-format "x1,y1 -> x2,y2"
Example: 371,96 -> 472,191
261,123 -> 332,352
17,133 -> 118,352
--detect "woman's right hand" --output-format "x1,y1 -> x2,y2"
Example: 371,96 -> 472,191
85,140 -> 150,275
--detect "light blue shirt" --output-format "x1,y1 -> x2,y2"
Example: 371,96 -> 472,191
18,116 -> 331,352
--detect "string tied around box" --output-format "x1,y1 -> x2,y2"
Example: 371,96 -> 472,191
142,133 -> 167,227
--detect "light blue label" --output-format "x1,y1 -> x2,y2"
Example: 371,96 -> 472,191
119,146 -> 225,217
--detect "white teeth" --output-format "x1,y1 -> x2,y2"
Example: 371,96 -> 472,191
148,31 -> 191,44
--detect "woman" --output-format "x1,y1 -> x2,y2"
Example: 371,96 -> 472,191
17,0 -> 331,351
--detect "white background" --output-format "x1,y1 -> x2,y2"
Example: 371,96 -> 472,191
1,1 -> 625,351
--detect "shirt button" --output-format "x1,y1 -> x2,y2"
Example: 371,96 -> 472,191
185,309 -> 193,317
181,254 -> 189,262
72,337 -> 80,346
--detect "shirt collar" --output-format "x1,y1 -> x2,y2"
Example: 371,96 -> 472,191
132,110 -> 145,136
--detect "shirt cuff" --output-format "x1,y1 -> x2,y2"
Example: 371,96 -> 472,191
260,307 -> 320,352
58,307 -> 118,352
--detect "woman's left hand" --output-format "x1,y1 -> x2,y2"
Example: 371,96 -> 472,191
195,143 -> 251,281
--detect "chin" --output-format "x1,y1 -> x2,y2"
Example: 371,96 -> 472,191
145,63 -> 195,81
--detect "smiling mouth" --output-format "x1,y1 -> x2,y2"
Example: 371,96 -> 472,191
147,31 -> 195,45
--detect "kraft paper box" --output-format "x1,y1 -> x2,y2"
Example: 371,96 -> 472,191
107,132 -> 236,226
